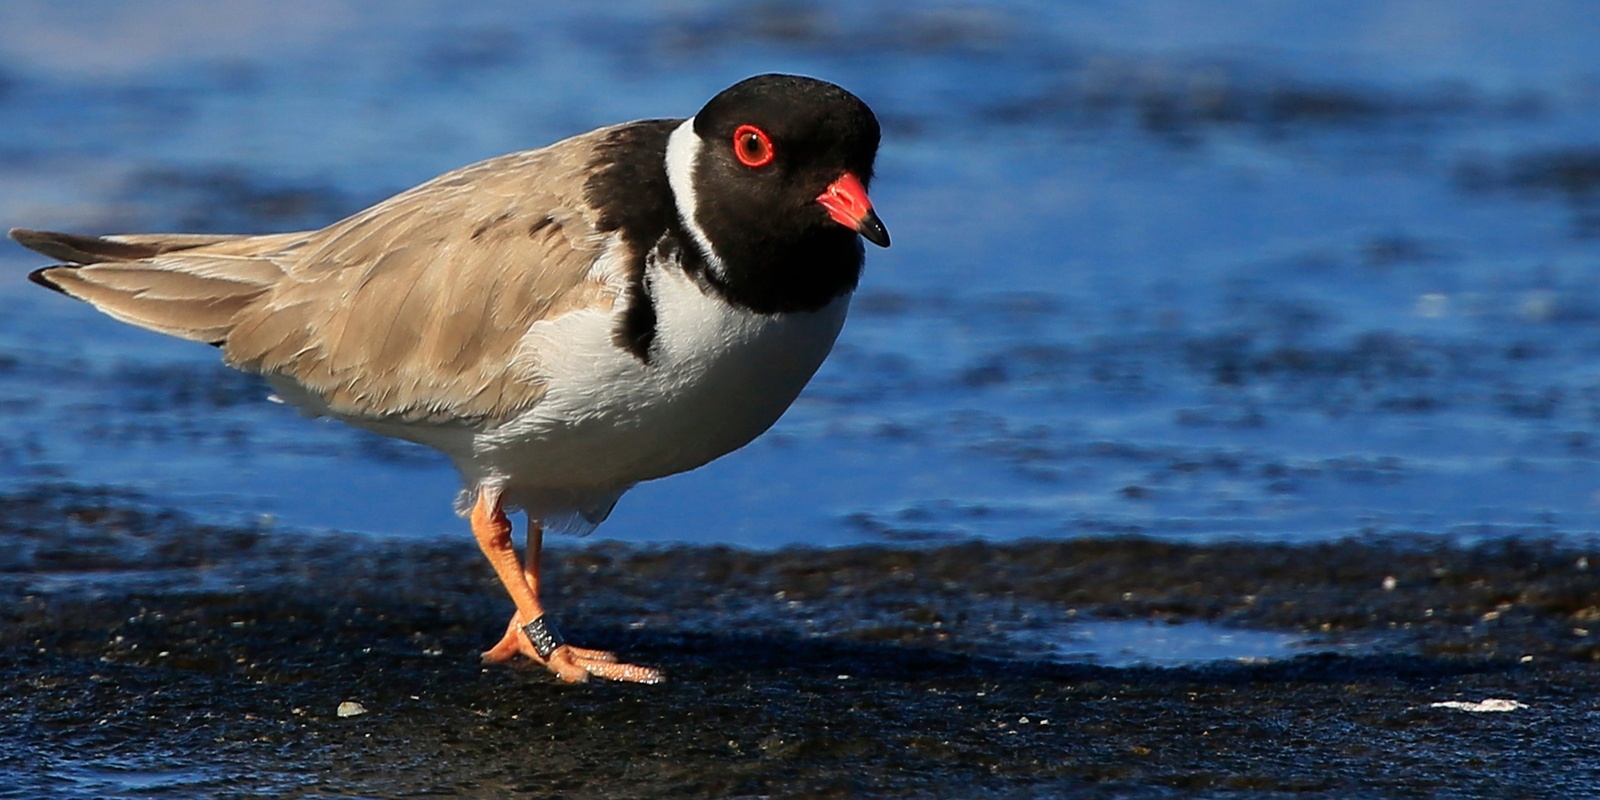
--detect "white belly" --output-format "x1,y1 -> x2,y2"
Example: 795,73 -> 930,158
468,262 -> 849,520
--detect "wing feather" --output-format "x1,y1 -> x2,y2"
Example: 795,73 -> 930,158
224,129 -> 624,424
12,126 -> 633,426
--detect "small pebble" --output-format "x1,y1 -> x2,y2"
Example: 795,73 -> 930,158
1430,699 -> 1526,713
337,701 -> 368,718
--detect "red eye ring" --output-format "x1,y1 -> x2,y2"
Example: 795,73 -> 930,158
733,124 -> 774,168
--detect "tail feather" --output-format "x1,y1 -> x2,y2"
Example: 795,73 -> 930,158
41,267 -> 259,343
11,228 -> 299,345
9,227 -> 243,264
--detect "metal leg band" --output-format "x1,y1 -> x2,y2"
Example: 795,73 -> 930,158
522,615 -> 565,660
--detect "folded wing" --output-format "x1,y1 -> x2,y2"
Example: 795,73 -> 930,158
15,130 -> 622,426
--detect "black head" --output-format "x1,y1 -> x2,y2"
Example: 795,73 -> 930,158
682,74 -> 888,314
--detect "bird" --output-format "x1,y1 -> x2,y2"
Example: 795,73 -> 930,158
9,73 -> 888,684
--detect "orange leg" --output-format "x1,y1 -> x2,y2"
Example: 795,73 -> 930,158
470,489 -> 661,684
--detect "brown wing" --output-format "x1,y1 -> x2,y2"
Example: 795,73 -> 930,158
15,127 -> 626,426
19,230 -> 313,345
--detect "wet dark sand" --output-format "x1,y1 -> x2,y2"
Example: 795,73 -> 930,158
5,487 -> 1599,798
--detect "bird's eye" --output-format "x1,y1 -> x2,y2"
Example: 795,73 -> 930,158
732,124 -> 774,168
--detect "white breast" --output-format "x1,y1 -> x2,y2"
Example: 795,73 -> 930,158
465,254 -> 849,523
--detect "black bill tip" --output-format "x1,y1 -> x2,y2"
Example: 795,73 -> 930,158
858,209 -> 890,248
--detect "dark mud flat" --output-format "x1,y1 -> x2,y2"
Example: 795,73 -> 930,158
3,487 -> 1600,799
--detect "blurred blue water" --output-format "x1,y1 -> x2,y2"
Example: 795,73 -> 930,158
2,1 -> 1600,547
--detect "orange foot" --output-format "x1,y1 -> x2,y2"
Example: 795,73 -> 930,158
481,615 -> 663,684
